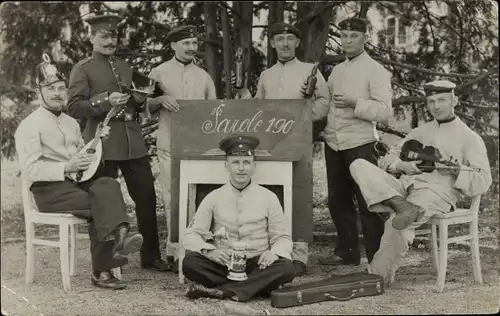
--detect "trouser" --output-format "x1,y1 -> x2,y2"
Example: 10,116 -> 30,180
349,159 -> 451,280
99,156 -> 161,264
324,142 -> 385,262
30,177 -> 129,271
182,252 -> 295,302
157,149 -> 177,260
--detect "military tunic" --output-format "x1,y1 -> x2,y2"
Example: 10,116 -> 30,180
67,51 -> 162,264
316,51 -> 392,263
67,51 -> 148,161
148,57 -> 217,260
15,106 -> 130,272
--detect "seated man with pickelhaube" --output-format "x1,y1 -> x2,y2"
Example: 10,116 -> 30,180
15,55 -> 143,290
182,135 -> 296,302
348,80 -> 492,284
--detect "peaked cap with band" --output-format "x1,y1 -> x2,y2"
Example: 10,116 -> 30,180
423,80 -> 456,96
219,135 -> 260,157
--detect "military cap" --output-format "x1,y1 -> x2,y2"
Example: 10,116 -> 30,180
35,54 -> 66,87
167,25 -> 198,43
338,17 -> 368,33
268,22 -> 301,39
423,80 -> 456,96
83,12 -> 124,32
219,135 -> 260,156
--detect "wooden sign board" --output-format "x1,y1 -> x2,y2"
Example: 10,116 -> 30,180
171,99 -> 311,161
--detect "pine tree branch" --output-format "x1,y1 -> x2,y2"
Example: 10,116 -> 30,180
421,1 -> 438,51
295,2 -> 337,27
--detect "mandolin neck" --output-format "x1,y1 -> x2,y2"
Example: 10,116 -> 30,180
88,107 -> 120,150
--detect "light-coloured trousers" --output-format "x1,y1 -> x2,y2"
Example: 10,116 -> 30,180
157,148 -> 179,260
349,159 -> 451,280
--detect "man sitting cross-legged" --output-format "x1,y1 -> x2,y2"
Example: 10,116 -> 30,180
15,55 -> 143,290
348,80 -> 492,284
182,135 -> 296,302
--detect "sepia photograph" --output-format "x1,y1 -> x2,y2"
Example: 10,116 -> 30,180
0,1 -> 498,315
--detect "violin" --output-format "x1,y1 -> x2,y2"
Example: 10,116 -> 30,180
400,139 -> 480,173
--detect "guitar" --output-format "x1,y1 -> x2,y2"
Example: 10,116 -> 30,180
66,105 -> 124,183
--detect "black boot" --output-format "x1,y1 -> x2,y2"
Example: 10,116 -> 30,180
383,196 -> 425,230
112,223 -> 143,259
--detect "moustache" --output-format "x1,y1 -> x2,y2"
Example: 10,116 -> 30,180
104,45 -> 116,49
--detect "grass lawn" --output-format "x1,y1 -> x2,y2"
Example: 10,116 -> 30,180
2,150 -> 499,315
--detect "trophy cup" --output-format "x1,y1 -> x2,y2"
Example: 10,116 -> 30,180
227,240 -> 248,281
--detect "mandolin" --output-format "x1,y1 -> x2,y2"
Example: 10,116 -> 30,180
66,105 -> 124,183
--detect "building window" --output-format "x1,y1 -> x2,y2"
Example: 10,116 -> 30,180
384,15 -> 410,48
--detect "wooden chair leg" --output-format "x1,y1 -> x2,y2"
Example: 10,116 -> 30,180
59,224 -> 71,291
470,217 -> 483,283
436,222 -> 448,293
70,224 -> 77,276
431,224 -> 439,272
25,221 -> 35,284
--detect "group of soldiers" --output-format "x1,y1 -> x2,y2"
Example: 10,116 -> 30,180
14,10 -> 492,303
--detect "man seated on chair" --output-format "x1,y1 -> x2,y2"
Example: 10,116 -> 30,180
182,135 -> 296,302
14,55 -> 143,290
348,80 -> 492,284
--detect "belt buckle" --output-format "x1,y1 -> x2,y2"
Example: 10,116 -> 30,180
124,113 -> 133,121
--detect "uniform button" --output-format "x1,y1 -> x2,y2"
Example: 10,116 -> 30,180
97,100 -> 101,104
92,102 -> 95,106
105,97 -> 109,100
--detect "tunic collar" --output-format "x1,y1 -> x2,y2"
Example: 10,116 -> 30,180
437,116 -> 457,125
277,57 -> 298,67
230,180 -> 252,192
92,51 -> 112,61
175,56 -> 193,66
345,51 -> 367,63
38,106 -> 64,119
172,56 -> 194,68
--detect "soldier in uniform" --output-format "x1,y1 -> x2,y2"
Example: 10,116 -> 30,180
349,80 -> 492,283
146,25 -> 217,268
67,12 -> 171,272
15,54 -> 143,289
317,17 -> 392,266
234,22 -> 331,276
182,135 -> 296,302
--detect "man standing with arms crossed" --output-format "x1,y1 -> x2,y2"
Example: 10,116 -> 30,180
147,25 -> 217,269
319,17 -> 392,266
235,22 -> 331,276
67,12 -> 171,272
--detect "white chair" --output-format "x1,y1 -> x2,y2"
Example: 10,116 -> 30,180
177,159 -> 294,284
21,176 -> 121,291
427,194 -> 483,292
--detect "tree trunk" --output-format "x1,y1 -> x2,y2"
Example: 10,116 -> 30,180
203,1 -> 222,98
267,1 -> 284,67
357,2 -> 370,18
221,5 -> 232,98
296,1 -> 333,63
